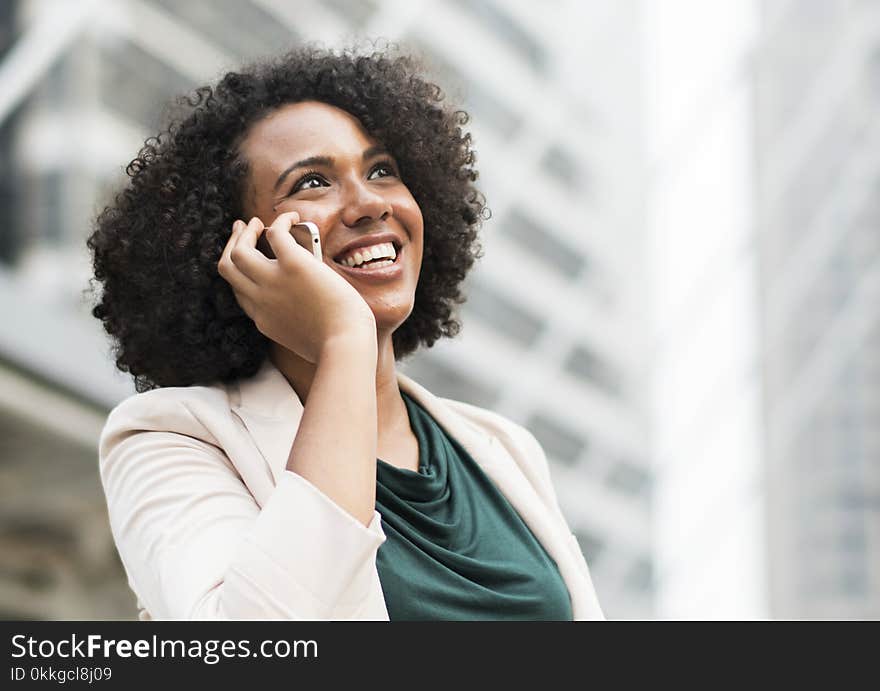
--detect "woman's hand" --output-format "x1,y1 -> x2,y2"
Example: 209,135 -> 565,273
218,212 -> 377,363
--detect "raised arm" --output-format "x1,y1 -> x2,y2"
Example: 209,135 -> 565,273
98,212 -> 387,620
99,396 -> 387,620
219,213 -> 381,527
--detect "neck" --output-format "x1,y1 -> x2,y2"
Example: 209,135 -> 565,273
268,326 -> 408,439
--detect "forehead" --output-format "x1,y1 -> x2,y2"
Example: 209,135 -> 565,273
239,100 -> 379,163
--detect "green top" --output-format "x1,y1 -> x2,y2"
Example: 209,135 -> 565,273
374,390 -> 573,621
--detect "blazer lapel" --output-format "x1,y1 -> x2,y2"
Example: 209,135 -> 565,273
229,358 -> 304,493
396,372 -> 604,620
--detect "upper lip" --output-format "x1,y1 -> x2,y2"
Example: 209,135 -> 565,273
332,232 -> 403,262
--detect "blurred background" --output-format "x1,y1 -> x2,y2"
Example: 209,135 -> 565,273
0,0 -> 876,620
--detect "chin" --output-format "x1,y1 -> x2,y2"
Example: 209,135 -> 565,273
371,304 -> 415,332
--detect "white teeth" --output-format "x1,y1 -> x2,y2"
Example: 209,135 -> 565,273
341,242 -> 397,267
349,258 -> 394,270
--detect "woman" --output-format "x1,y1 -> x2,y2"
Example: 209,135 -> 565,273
88,45 -> 604,620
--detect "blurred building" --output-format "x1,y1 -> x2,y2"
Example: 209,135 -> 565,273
647,0 -> 880,620
753,0 -> 880,619
0,0 -> 653,619
644,0 -> 768,619
396,0 -> 654,619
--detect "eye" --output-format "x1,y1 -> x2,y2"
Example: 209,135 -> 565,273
290,170 -> 328,194
368,160 -> 398,180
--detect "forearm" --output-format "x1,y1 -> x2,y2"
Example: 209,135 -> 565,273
285,332 -> 378,527
100,395 -> 388,620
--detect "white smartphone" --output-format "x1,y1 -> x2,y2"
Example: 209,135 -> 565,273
295,221 -> 322,260
257,221 -> 322,261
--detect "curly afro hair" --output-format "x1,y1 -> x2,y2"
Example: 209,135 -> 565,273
87,44 -> 487,393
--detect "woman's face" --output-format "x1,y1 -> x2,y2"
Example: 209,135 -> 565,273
238,100 -> 424,338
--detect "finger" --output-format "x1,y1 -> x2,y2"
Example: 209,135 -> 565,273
218,219 -> 259,296
217,219 -> 247,276
234,216 -> 265,254
265,211 -> 306,263
232,291 -> 256,320
230,216 -> 274,283
270,210 -> 301,229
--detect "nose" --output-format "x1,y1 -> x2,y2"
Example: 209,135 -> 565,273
340,178 -> 393,227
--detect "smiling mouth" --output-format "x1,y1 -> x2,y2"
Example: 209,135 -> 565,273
333,242 -> 402,270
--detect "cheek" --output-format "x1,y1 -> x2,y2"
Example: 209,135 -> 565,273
272,199 -> 337,228
393,195 -> 424,238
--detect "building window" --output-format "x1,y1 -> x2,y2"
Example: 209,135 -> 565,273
405,37 -> 467,101
154,0 -> 300,60
625,557 -> 653,593
406,35 -> 521,139
99,40 -> 193,130
0,108 -> 20,264
837,562 -> 868,597
463,279 -> 546,347
21,171 -> 66,249
525,412 -> 587,466
502,208 -> 587,279
868,44 -> 880,99
563,343 -> 623,399
604,459 -> 651,499
42,172 -> 65,245
404,355 -> 500,410
540,144 -> 589,195
838,525 -> 867,553
573,528 -> 604,563
465,86 -> 522,140
448,0 -> 547,74
322,0 -> 378,27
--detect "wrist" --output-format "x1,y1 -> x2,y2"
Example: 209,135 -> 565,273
319,327 -> 377,364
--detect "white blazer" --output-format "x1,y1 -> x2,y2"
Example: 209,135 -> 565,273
98,357 -> 605,620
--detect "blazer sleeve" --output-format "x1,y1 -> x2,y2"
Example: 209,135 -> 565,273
99,397 -> 388,620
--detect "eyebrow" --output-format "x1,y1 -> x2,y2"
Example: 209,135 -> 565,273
273,145 -> 390,192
